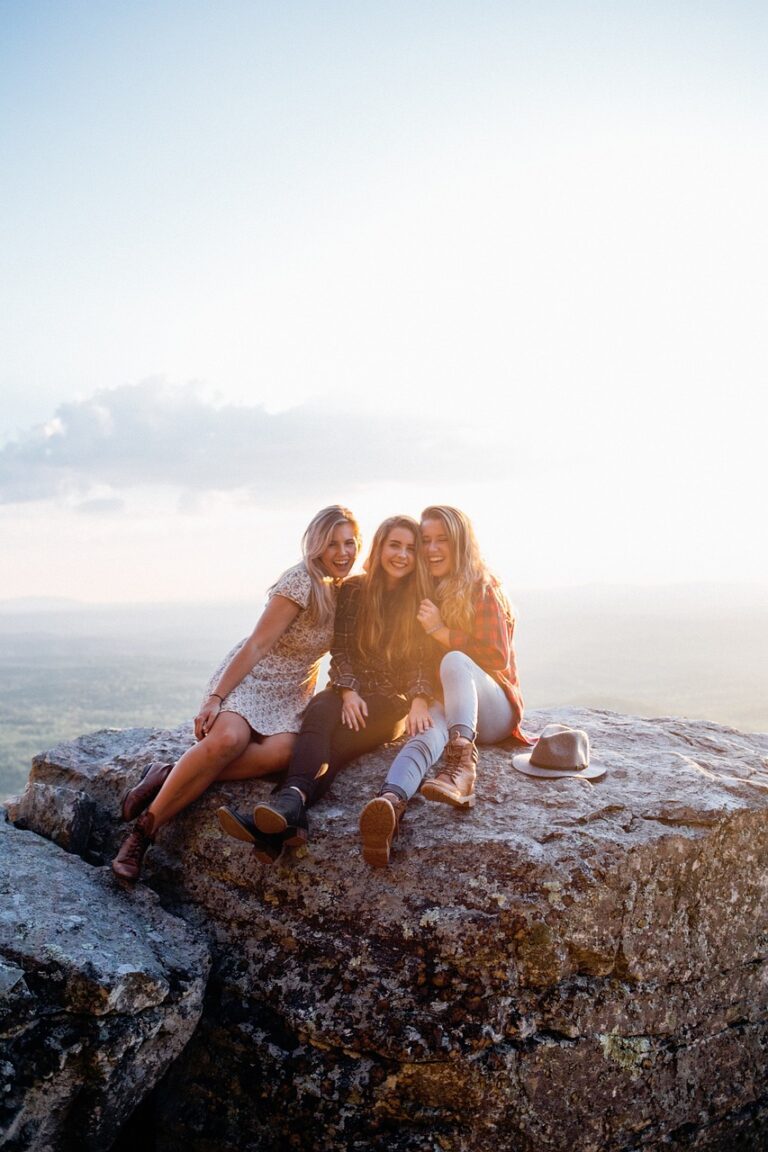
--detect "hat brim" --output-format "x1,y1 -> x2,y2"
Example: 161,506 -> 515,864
512,752 -> 606,781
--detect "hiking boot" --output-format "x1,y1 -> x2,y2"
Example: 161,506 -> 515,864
253,787 -> 308,847
121,761 -> 173,822
112,810 -> 156,883
216,805 -> 284,865
359,793 -> 407,868
420,736 -> 478,808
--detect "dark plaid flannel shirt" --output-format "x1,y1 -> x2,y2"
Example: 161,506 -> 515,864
329,576 -> 433,703
437,578 -> 527,739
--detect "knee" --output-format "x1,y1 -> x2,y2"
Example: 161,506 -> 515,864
301,690 -> 341,729
207,725 -> 245,759
399,729 -> 443,763
439,650 -> 474,680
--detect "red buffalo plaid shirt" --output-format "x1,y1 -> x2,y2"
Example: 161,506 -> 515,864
432,577 -> 530,745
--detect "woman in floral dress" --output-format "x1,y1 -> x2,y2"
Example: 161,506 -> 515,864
112,504 -> 361,883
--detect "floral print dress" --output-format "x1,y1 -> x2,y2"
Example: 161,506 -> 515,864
203,566 -> 335,735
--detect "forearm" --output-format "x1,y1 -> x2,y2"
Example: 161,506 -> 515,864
424,623 -> 450,648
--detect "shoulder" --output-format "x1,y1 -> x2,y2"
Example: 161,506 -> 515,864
337,574 -> 365,606
270,563 -> 312,609
477,575 -> 513,616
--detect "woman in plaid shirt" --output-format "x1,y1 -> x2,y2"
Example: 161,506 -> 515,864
359,504 -> 528,866
217,515 -> 433,861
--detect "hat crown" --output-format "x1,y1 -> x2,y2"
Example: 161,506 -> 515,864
529,723 -> 590,771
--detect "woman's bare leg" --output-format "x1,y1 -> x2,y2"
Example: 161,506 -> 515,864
218,732 -> 296,780
147,712 -> 253,829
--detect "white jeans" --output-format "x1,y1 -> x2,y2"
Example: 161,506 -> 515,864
382,650 -> 515,800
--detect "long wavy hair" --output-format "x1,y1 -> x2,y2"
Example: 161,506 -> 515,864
420,504 -> 498,631
356,515 -> 428,667
273,505 -> 361,628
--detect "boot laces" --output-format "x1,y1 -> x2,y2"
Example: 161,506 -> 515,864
442,741 -> 465,783
120,820 -> 153,867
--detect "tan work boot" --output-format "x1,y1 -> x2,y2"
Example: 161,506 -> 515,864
420,736 -> 478,808
112,810 -> 156,883
359,792 -> 407,868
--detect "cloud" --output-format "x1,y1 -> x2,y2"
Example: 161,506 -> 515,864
0,382 -> 507,506
75,497 -> 126,516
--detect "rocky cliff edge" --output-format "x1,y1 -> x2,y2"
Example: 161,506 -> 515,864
3,706 -> 768,1152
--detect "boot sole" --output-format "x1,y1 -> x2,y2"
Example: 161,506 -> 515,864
253,803 -> 288,835
419,781 -> 476,809
253,803 -> 307,847
218,806 -> 285,864
359,798 -> 396,868
217,806 -> 258,843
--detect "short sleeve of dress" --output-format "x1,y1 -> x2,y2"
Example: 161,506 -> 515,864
269,565 -> 312,610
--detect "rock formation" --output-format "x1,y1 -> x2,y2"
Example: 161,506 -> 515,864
0,815 -> 210,1151
3,707 -> 768,1151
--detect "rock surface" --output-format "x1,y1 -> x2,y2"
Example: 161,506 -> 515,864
0,816 -> 210,1151
5,707 -> 768,1151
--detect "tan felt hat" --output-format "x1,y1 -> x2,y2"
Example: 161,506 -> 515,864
512,723 -> 606,780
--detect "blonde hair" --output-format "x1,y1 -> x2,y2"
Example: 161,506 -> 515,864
420,504 -> 496,632
273,505 -> 361,629
356,515 -> 428,667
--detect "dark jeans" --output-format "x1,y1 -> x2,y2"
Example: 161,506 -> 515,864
283,688 -> 407,806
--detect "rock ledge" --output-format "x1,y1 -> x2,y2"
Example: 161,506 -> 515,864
4,706 -> 768,1151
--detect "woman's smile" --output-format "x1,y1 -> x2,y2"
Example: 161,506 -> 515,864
381,528 -> 416,587
421,517 -> 452,579
319,523 -> 359,579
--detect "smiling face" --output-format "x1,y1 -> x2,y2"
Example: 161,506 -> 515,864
421,516 -> 454,580
379,525 -> 417,588
318,521 -> 359,580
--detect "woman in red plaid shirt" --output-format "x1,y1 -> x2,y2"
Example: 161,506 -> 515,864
359,504 -> 528,867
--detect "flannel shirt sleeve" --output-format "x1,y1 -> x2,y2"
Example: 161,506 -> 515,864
329,579 -> 362,693
446,585 -> 512,674
405,635 -> 434,703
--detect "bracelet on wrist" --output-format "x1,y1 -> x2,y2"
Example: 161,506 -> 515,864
426,623 -> 443,635
209,692 -> 224,703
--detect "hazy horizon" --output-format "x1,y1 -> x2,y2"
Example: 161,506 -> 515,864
2,577 -> 767,611
2,581 -> 766,803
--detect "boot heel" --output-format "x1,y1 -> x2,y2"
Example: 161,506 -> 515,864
359,794 -> 406,868
283,826 -> 308,848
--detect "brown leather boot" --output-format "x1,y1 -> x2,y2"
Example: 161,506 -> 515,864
420,736 -> 478,808
121,761 -> 173,822
359,792 -> 407,868
112,811 -> 156,883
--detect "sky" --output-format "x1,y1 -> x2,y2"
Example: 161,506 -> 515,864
1,0 -> 766,603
